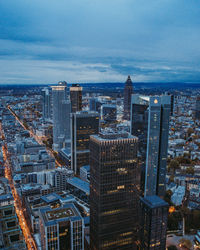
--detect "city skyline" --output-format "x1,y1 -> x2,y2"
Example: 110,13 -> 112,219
1,0 -> 200,84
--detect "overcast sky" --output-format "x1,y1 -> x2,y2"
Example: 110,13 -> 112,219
0,0 -> 200,84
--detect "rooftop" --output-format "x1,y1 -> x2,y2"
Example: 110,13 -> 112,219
67,177 -> 90,195
46,207 -> 75,221
40,203 -> 81,226
41,193 -> 60,204
141,195 -> 168,208
91,131 -> 137,141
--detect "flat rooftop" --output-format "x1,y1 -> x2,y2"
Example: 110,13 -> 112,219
91,132 -> 137,141
46,207 -> 75,221
141,195 -> 168,208
40,203 -> 81,226
67,177 -> 90,195
41,193 -> 60,204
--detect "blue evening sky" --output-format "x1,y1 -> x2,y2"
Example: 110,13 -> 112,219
0,0 -> 200,84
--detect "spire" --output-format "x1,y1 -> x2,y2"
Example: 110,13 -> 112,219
125,75 -> 132,86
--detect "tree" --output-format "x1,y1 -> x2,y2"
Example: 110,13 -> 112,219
179,238 -> 192,249
164,190 -> 173,205
169,160 -> 180,173
169,175 -> 175,183
186,166 -> 194,175
168,246 -> 178,250
187,128 -> 194,137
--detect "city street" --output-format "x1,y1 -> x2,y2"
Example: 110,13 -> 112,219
1,122 -> 37,250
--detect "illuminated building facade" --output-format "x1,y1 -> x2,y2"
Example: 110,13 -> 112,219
139,195 -> 168,250
131,95 -> 171,197
123,75 -> 133,120
70,84 -> 82,113
39,203 -> 84,250
51,81 -> 71,151
71,111 -> 99,175
0,178 -> 26,249
90,132 -> 140,249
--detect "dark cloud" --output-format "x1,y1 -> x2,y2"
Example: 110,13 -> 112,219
0,0 -> 200,83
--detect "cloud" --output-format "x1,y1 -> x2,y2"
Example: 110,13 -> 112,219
0,0 -> 200,83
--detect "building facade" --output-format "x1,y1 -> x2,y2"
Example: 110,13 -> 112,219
139,195 -> 168,250
131,95 -> 171,197
39,203 -> 84,250
123,75 -> 133,120
51,82 -> 71,151
71,111 -> 99,174
101,104 -> 117,123
70,84 -> 82,113
89,98 -> 102,113
0,178 -> 26,249
90,132 -> 140,250
195,96 -> 200,120
41,88 -> 51,120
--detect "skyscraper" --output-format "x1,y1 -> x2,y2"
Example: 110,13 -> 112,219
195,96 -> 200,120
70,84 -> 82,113
89,97 -> 102,113
139,195 -> 168,250
41,87 -> 51,120
51,81 -> 71,151
90,132 -> 140,249
131,95 -> 171,197
123,75 -> 133,120
71,111 -> 99,175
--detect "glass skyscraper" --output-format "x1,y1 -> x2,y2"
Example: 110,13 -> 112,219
131,94 -> 171,197
41,87 -> 51,120
139,195 -> 168,250
51,82 -> 71,151
71,111 -> 99,175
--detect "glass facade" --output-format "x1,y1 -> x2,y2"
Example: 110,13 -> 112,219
196,96 -> 200,119
51,82 -> 71,151
70,84 -> 82,113
139,196 -> 168,250
131,95 -> 171,198
90,133 -> 140,250
71,111 -> 99,174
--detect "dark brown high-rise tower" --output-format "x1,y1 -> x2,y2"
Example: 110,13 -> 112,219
90,132 -> 140,250
70,84 -> 82,113
123,75 -> 133,120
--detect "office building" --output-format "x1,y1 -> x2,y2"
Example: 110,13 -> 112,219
165,92 -> 174,116
123,75 -> 133,120
90,132 -> 140,249
0,178 -> 26,249
70,84 -> 82,113
71,111 -> 99,175
101,104 -> 117,123
39,203 -> 84,250
139,195 -> 168,250
51,81 -> 71,151
131,95 -> 171,197
195,96 -> 200,120
89,98 -> 102,113
41,88 -> 51,120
